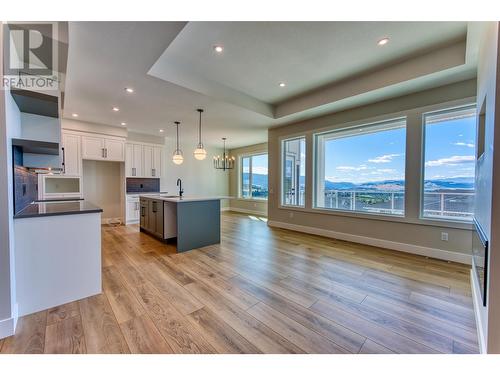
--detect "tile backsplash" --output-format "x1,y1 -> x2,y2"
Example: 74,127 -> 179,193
14,165 -> 38,215
126,178 -> 160,193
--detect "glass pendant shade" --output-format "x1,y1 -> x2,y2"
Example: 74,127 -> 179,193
172,121 -> 183,165
193,144 -> 207,160
172,149 -> 184,165
194,109 -> 207,161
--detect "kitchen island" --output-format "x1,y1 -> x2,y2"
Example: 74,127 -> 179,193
139,195 -> 228,252
14,200 -> 103,316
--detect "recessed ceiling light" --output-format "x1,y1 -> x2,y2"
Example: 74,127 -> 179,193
71,113 -> 78,117
377,38 -> 389,46
121,122 -> 127,126
279,82 -> 286,87
112,107 -> 120,112
124,87 -> 134,93
159,129 -> 164,133
213,45 -> 224,53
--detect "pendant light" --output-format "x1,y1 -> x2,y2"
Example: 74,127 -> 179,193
172,121 -> 184,165
213,137 -> 235,170
193,108 -> 207,160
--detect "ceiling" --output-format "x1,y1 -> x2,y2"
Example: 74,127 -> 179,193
64,21 -> 480,149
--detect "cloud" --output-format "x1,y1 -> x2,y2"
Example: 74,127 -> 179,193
336,165 -> 368,171
251,166 -> 268,175
425,155 -> 475,167
368,154 -> 401,163
374,168 -> 397,174
452,142 -> 475,148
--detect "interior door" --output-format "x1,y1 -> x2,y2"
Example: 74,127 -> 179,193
82,136 -> 105,160
104,138 -> 125,161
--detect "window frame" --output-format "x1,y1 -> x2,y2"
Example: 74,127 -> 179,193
280,136 -> 307,208
420,104 -> 477,223
312,117 -> 407,218
239,152 -> 268,201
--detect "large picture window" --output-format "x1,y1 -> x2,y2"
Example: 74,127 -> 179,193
422,105 -> 476,221
314,119 -> 406,216
240,153 -> 268,200
281,137 -> 306,207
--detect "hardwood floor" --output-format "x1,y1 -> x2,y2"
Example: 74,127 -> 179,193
0,212 -> 479,354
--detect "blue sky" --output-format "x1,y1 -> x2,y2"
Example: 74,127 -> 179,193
323,117 -> 476,183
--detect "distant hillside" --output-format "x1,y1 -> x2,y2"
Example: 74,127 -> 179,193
245,174 -> 474,192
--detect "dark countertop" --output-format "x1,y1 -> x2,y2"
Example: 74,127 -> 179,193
14,201 -> 103,219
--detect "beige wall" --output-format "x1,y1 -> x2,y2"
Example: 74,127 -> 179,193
82,160 -> 124,221
228,142 -> 268,216
268,79 -> 477,261
474,22 -> 500,354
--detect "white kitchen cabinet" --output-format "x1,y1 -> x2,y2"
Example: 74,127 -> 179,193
81,135 -> 105,160
61,132 -> 81,176
82,134 -> 125,162
143,145 -> 153,177
125,143 -> 143,177
126,195 -> 140,224
105,138 -> 125,161
153,146 -> 163,178
125,142 -> 164,178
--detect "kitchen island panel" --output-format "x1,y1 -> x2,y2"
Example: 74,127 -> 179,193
176,200 -> 221,252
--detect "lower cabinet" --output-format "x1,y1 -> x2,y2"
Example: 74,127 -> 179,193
139,197 -> 164,239
126,195 -> 140,224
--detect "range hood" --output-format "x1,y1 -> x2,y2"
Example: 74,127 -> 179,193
12,138 -> 60,155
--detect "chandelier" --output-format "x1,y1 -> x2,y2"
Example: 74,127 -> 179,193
213,138 -> 235,170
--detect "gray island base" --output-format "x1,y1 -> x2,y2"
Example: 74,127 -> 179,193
139,196 -> 224,252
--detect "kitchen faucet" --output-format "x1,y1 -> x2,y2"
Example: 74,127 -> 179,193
177,178 -> 184,198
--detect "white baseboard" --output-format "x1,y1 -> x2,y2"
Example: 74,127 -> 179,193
228,207 -> 268,217
267,220 -> 472,265
471,269 -> 487,353
0,303 -> 18,339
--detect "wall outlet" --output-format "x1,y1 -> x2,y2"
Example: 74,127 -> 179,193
289,212 -> 294,218
441,232 -> 449,241
253,202 -> 257,208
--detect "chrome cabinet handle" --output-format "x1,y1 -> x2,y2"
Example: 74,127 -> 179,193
102,148 -> 105,158
105,148 -> 108,158
132,167 -> 136,176
152,168 -> 155,177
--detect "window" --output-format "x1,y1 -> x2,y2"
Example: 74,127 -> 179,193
240,153 -> 268,200
314,119 -> 406,216
422,105 -> 476,221
282,137 -> 306,207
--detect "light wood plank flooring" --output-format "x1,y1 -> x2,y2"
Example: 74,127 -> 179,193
0,212 -> 478,354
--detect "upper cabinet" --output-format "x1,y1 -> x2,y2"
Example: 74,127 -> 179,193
81,134 -> 125,162
125,143 -> 143,177
125,142 -> 164,178
61,131 -> 81,176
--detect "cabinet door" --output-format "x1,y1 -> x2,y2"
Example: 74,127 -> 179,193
104,138 -> 125,161
143,145 -> 153,177
126,199 -> 140,222
155,201 -> 164,237
125,144 -> 134,177
140,200 -> 148,229
61,133 -> 81,176
153,146 -> 163,178
133,144 -> 143,177
148,200 -> 157,233
82,136 -> 105,160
